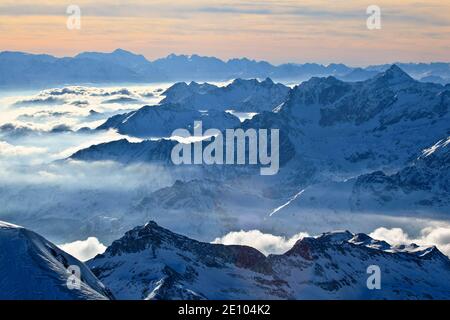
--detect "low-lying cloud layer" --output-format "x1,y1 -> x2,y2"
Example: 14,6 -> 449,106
213,223 -> 450,258
58,237 -> 107,261
0,84 -> 165,133
212,230 -> 309,255
370,225 -> 450,257
0,141 -> 46,157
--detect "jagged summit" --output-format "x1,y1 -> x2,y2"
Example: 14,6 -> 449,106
301,75 -> 345,87
261,77 -> 274,84
158,76 -> 289,112
96,220 -> 272,276
349,233 -> 391,250
372,64 -> 415,86
231,77 -> 259,85
95,101 -> 240,138
87,220 -> 450,300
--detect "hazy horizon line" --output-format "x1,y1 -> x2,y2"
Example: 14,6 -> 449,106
2,48 -> 450,68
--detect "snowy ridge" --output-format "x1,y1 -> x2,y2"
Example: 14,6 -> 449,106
0,221 -> 113,300
161,78 -> 290,112
351,135 -> 450,213
96,103 -> 241,138
62,66 -> 450,242
70,138 -> 177,164
88,221 -> 450,300
1,219 -> 450,300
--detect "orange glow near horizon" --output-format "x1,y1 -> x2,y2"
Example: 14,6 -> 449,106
0,0 -> 449,65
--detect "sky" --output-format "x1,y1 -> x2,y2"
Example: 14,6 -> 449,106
0,0 -> 449,65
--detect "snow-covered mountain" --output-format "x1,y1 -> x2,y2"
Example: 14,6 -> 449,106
262,65 -> 450,179
65,65 -> 450,237
366,62 -> 450,84
96,103 -> 241,137
160,81 -> 217,103
80,65 -> 450,178
4,219 -> 449,300
351,136 -> 450,215
88,221 -> 450,300
0,221 -> 112,300
4,65 -> 448,249
94,78 -> 289,139
258,134 -> 450,239
131,179 -> 280,241
70,138 -> 177,164
161,78 -> 290,112
254,65 -> 450,228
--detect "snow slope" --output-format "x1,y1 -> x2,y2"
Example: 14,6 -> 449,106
2,219 -> 450,300
88,221 -> 450,300
161,78 -> 290,112
97,103 -> 240,138
0,221 -> 113,300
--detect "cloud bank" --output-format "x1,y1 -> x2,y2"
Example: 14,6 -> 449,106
370,225 -> 450,257
58,237 -> 107,261
212,230 -> 309,255
214,224 -> 450,258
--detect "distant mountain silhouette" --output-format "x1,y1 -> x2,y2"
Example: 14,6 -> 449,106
1,49 -> 449,88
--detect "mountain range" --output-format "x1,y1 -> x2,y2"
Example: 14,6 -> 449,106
2,219 -> 450,300
61,65 -> 450,242
1,62 -> 449,259
160,78 -> 290,112
1,49 -> 450,88
2,45 -> 450,301
73,66 -> 450,186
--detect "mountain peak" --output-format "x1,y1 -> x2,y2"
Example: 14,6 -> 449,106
349,233 -> 392,250
317,230 -> 354,243
261,77 -> 274,85
386,64 -> 410,76
374,64 -> 415,85
305,75 -> 344,87
112,48 -> 136,56
285,230 -> 354,259
104,221 -> 186,256
143,220 -> 159,229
